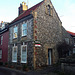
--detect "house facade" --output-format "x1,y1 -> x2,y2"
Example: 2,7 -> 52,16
0,21 -> 9,63
8,0 -> 74,69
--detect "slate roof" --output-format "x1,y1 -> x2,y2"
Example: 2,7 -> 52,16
67,31 -> 75,36
11,1 -> 43,24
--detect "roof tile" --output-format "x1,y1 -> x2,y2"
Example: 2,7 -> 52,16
67,31 -> 75,36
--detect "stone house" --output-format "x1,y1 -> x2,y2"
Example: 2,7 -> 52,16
8,0 -> 74,69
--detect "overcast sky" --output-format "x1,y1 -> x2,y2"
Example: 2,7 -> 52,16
0,0 -> 75,32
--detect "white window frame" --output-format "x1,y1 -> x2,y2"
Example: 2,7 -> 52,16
13,26 -> 18,39
1,36 -> 3,45
21,45 -> 27,63
0,50 -> 2,59
12,46 -> 17,62
22,23 -> 27,36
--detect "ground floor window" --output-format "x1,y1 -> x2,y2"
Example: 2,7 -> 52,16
73,48 -> 75,53
12,46 -> 17,62
0,50 -> 2,59
21,45 -> 27,63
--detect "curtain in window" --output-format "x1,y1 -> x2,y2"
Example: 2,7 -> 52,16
0,50 -> 2,59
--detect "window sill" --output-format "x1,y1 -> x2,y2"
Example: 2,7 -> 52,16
22,35 -> 27,37
13,38 -> 17,40
12,61 -> 17,63
21,61 -> 27,63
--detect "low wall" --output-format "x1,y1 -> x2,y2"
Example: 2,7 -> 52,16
61,63 -> 75,75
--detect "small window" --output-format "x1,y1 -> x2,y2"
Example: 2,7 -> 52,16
73,48 -> 75,53
21,45 -> 27,63
12,46 -> 17,62
47,5 -> 51,16
65,38 -> 69,44
0,50 -> 2,59
46,5 -> 53,16
22,23 -> 27,36
1,36 -> 3,45
13,26 -> 18,39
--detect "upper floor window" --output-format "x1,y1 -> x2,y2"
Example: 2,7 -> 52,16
0,49 -> 2,59
22,23 -> 27,36
12,44 -> 17,62
21,45 -> 27,63
1,36 -> 3,45
46,5 -> 53,16
13,26 -> 18,39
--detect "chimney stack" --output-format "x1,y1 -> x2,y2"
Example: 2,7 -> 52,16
18,2 -> 28,16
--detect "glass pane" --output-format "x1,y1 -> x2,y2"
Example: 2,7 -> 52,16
12,47 -> 17,61
0,50 -> 2,55
22,23 -> 27,36
14,27 -> 17,33
23,30 -> 27,36
21,46 -> 27,62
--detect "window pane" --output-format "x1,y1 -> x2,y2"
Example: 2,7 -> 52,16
1,36 -> 3,45
22,23 -> 27,36
14,27 -> 17,33
12,47 -> 17,62
13,26 -> 18,38
23,30 -> 27,36
21,46 -> 27,63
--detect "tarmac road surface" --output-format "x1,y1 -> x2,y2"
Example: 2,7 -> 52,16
0,67 -> 25,75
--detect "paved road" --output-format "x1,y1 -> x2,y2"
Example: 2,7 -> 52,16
0,67 -> 25,75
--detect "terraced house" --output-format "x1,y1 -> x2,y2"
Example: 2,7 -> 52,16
8,0 -> 74,69
0,21 -> 9,63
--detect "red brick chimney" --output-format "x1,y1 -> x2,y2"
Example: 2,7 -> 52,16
18,2 -> 28,16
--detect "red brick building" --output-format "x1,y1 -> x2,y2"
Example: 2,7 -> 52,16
0,22 -> 9,63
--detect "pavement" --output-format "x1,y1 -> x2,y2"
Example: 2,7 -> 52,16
0,67 -> 25,75
0,66 -> 59,75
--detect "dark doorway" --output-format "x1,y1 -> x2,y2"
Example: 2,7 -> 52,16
48,48 -> 52,65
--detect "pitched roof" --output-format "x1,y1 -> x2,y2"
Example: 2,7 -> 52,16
67,31 -> 75,36
11,1 -> 43,24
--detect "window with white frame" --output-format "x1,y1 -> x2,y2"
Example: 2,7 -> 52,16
21,45 -> 27,63
1,36 -> 3,45
22,23 -> 27,36
13,26 -> 18,39
73,48 -> 75,53
0,50 -> 2,59
12,46 -> 17,62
